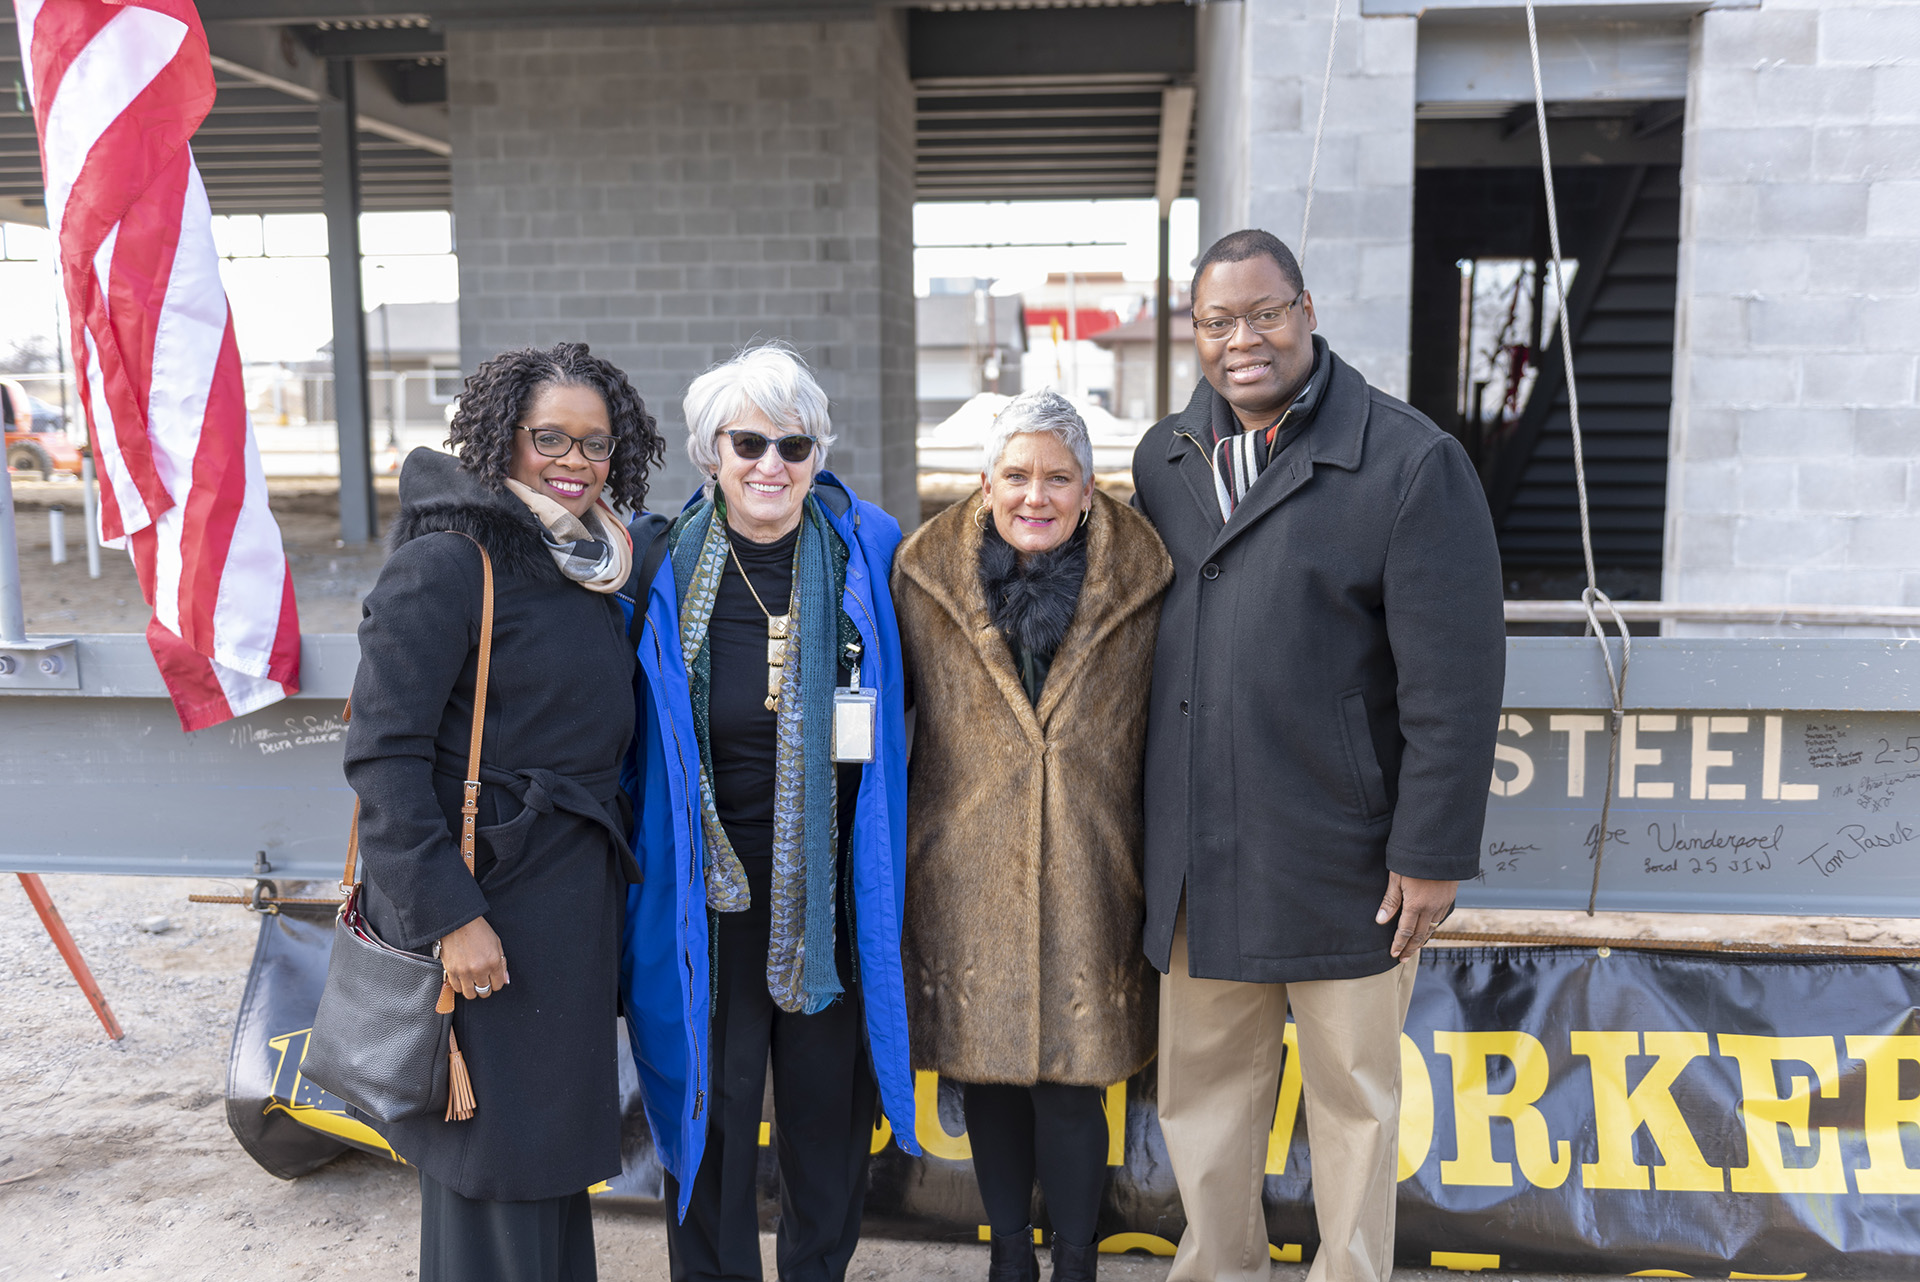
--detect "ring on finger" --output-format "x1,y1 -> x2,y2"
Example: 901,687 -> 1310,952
474,982 -> 492,995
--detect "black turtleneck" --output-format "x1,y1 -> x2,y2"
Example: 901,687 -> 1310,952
707,521 -> 859,861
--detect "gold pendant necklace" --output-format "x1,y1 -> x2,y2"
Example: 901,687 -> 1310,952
727,534 -> 792,712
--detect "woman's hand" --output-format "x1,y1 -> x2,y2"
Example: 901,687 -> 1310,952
439,917 -> 509,999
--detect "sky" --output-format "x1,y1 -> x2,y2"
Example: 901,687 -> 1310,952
0,198 -> 1201,374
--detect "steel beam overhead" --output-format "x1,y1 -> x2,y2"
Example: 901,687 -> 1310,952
319,59 -> 378,546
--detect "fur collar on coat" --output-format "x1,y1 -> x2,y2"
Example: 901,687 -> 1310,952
892,488 -> 1173,1086
978,523 -> 1088,662
388,447 -> 558,582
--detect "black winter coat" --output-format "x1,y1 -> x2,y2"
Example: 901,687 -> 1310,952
1132,345 -> 1505,985
343,448 -> 638,1201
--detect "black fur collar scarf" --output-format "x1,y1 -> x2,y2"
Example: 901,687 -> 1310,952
978,519 -> 1087,658
387,447 -> 556,582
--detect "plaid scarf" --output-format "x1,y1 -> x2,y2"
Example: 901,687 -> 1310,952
1207,336 -> 1331,522
503,479 -> 632,592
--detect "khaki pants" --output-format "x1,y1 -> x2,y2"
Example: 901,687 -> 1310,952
1157,907 -> 1417,1282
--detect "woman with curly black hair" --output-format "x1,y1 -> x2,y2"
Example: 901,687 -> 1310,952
344,341 -> 664,1282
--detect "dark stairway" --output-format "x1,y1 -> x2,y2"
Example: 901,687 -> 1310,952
1481,165 -> 1681,570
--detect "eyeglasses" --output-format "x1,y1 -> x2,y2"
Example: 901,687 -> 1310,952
517,426 -> 616,462
1193,293 -> 1306,342
721,429 -> 818,464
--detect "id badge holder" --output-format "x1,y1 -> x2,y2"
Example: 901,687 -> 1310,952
833,655 -> 877,764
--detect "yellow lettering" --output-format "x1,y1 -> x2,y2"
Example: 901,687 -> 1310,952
1267,1021 -> 1304,1174
1434,1030 -> 1571,1188
1689,716 -> 1749,801
1716,1034 -> 1846,1194
1571,1030 -> 1722,1191
1400,1032 -> 1434,1180
1845,1035 -> 1920,1194
1491,714 -> 1535,797
1621,715 -> 1677,799
914,1069 -> 971,1161
1551,714 -> 1606,798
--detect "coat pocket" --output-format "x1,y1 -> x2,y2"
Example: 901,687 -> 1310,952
1336,690 -> 1391,822
475,798 -> 539,871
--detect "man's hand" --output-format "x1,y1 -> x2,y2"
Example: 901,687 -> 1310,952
439,916 -> 509,1000
1375,873 -> 1457,959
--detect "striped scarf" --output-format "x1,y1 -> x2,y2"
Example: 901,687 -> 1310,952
670,495 -> 848,1015
1207,338 -> 1331,522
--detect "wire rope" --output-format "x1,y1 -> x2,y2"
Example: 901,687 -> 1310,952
1297,0 -> 1342,265
1523,0 -> 1634,914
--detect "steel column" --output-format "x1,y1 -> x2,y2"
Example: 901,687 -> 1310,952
319,58 -> 377,545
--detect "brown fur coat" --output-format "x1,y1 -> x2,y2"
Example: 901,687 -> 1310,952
893,488 -> 1172,1087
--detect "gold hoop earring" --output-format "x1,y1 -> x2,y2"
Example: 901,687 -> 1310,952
1078,507 -> 1090,528
974,501 -> 989,532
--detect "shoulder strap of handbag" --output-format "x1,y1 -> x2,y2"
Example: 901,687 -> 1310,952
339,531 -> 496,891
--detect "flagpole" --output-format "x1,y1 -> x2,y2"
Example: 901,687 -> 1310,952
0,463 -> 26,645
80,453 -> 101,579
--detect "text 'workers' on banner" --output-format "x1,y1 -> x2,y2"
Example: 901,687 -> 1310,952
230,911 -> 1920,1277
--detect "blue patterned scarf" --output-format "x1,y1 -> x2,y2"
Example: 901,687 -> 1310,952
670,494 -> 846,1015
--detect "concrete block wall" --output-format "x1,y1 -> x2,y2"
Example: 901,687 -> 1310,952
1666,0 -> 1920,634
446,16 -> 918,527
1199,0 -> 1418,398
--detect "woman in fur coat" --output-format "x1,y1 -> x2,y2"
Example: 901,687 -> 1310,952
892,388 -> 1172,1282
344,343 -> 663,1282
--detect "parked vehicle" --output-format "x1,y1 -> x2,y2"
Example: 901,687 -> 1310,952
2,377 -> 82,480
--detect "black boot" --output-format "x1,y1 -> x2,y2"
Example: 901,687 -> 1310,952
988,1228 -> 1038,1282
1048,1236 -> 1098,1282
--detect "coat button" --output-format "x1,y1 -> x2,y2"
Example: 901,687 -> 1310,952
1202,562 -> 1220,580
1180,700 -> 1190,715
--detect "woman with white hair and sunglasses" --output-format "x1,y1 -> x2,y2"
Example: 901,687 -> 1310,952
619,342 -> 920,1282
892,388 -> 1172,1282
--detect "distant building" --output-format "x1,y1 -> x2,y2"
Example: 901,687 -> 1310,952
917,279 -> 1026,427
303,302 -> 461,430
1091,291 -> 1196,425
1019,271 -> 1133,410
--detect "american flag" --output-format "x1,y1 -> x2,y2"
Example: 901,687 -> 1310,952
15,0 -> 301,730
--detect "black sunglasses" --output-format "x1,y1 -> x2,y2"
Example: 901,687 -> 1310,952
721,429 -> 817,464
517,425 -> 616,463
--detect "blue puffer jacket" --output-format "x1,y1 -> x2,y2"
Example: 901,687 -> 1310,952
618,472 -> 920,1219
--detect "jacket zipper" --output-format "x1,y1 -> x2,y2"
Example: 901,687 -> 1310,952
643,614 -> 706,1123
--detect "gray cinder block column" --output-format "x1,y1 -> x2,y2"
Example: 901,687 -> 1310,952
448,15 -> 918,527
1196,0 -> 1418,398
1665,0 -> 1920,634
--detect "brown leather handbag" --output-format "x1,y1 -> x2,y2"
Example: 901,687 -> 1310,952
301,533 -> 494,1125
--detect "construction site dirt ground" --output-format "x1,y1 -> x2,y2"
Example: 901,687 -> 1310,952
7,476 -> 1918,1280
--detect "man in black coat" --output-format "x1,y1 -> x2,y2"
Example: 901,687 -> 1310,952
1131,230 -> 1505,1282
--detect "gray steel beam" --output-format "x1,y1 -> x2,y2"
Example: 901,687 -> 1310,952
908,5 -> 1195,80
318,58 -> 377,545
292,23 -> 446,59
9,636 -> 1920,921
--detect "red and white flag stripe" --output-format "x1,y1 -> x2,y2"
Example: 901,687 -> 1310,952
16,0 -> 301,730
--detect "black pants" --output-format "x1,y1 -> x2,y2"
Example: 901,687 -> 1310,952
418,1168 -> 595,1282
962,1081 -> 1109,1247
666,857 -> 878,1282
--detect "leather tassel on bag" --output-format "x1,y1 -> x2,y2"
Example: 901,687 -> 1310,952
444,1028 -> 476,1122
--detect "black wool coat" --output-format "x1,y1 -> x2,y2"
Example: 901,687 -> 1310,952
343,447 -> 638,1201
1131,344 -> 1505,985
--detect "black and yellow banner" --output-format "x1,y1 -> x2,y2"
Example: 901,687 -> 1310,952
230,913 -> 1920,1276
